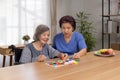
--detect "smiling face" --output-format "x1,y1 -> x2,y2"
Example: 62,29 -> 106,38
39,30 -> 50,44
61,22 -> 73,38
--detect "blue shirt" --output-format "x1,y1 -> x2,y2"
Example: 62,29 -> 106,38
52,31 -> 87,55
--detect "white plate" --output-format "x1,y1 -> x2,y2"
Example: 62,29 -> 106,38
94,51 -> 115,57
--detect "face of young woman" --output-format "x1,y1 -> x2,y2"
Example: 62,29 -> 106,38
39,30 -> 50,44
61,23 -> 73,38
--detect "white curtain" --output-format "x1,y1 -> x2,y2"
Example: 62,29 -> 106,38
50,0 -> 57,42
0,0 -> 50,45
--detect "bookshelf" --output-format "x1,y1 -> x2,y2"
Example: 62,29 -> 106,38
103,14 -> 120,17
102,0 -> 120,49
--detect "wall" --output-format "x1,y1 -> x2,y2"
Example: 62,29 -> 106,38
57,0 -> 72,33
83,0 -> 102,50
57,0 -> 102,50
57,0 -> 84,33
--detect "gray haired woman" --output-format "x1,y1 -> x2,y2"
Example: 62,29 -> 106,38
20,24 -> 68,64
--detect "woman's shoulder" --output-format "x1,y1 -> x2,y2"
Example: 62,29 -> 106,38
25,42 -> 35,50
73,31 -> 84,41
22,43 -> 32,52
54,32 -> 63,38
26,43 -> 32,47
43,44 -> 53,50
73,31 -> 83,36
43,44 -> 49,47
55,32 -> 62,36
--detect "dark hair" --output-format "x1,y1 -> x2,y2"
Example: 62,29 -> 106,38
33,24 -> 49,41
59,15 -> 76,31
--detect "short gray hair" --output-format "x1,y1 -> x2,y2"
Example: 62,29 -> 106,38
33,24 -> 49,41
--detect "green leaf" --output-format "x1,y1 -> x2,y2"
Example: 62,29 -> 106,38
75,11 -> 96,52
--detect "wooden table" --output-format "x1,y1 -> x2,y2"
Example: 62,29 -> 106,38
0,50 -> 120,80
0,44 -> 24,67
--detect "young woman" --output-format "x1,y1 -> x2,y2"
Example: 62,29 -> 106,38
20,24 -> 68,64
52,15 -> 87,59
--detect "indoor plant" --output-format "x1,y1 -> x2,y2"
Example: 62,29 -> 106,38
75,11 -> 95,52
22,35 -> 30,45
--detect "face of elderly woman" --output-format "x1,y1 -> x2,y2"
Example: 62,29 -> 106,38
39,30 -> 50,44
61,23 -> 73,38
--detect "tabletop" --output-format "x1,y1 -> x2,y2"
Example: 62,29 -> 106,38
0,50 -> 120,80
0,44 -> 24,49
0,44 -> 24,55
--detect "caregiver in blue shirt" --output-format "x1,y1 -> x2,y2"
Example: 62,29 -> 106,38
52,15 -> 87,59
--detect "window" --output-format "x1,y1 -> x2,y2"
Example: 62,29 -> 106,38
0,0 -> 50,45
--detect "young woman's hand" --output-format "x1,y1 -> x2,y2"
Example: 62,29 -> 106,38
72,53 -> 80,59
37,55 -> 47,62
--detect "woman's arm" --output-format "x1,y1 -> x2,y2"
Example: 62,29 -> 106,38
47,45 -> 61,58
78,48 -> 87,56
19,47 -> 37,63
72,48 -> 87,59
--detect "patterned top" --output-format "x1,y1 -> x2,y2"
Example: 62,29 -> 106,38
20,43 -> 60,63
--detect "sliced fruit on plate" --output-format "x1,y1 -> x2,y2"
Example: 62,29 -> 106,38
96,51 -> 101,55
101,51 -> 109,55
97,48 -> 115,55
99,49 -> 108,53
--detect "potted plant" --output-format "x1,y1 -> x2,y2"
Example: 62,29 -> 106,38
22,35 -> 30,45
75,11 -> 96,52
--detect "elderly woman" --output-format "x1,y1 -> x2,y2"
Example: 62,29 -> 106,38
52,15 -> 87,59
20,24 -> 68,64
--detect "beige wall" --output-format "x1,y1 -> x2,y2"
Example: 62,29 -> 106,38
57,0 -> 120,50
57,0 -> 102,50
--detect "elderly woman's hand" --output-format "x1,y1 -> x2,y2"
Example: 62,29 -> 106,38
61,53 -> 68,60
58,53 -> 68,60
37,55 -> 47,62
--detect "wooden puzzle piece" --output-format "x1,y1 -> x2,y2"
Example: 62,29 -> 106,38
46,58 -> 80,67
